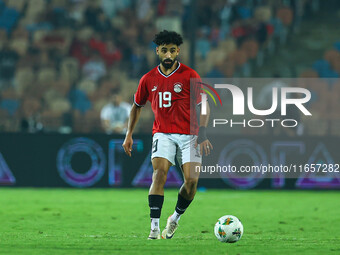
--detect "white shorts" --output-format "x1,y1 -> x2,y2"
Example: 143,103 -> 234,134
151,132 -> 202,166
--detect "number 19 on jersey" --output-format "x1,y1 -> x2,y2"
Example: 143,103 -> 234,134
159,92 -> 172,108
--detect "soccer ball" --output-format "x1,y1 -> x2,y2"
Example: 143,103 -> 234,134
214,215 -> 243,243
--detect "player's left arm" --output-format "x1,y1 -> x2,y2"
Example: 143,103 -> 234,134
197,102 -> 213,156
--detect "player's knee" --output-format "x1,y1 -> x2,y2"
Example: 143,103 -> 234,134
184,177 -> 198,190
153,169 -> 167,185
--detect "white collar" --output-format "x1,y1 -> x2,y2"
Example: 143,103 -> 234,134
157,62 -> 181,78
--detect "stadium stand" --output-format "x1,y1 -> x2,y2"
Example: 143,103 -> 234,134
0,0 -> 333,135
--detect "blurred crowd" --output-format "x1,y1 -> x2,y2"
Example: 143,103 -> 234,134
0,0 -> 338,136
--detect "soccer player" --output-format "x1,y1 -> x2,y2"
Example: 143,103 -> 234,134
122,30 -> 212,240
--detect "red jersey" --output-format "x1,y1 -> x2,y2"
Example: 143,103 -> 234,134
134,62 -> 202,135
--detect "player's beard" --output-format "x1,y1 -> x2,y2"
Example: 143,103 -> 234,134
161,57 -> 176,70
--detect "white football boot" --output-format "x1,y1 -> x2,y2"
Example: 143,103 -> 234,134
161,216 -> 179,239
148,229 -> 160,240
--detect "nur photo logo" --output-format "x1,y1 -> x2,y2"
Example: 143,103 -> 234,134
196,79 -> 313,129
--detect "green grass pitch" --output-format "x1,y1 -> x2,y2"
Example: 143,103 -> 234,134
0,188 -> 339,255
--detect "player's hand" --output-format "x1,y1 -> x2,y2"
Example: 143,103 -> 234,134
196,126 -> 212,156
196,139 -> 213,156
122,135 -> 133,157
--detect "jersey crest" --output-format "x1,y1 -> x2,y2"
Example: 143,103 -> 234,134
173,82 -> 183,93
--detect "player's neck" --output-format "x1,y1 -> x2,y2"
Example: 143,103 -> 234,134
160,61 -> 179,75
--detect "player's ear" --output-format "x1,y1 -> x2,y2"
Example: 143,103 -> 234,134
156,47 -> 159,55
177,47 -> 180,55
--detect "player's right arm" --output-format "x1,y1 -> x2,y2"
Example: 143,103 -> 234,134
122,104 -> 142,157
122,75 -> 149,156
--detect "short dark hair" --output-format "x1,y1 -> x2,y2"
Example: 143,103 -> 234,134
153,30 -> 183,46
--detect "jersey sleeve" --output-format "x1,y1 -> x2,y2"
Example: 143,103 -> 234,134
191,70 -> 205,105
134,74 -> 149,107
